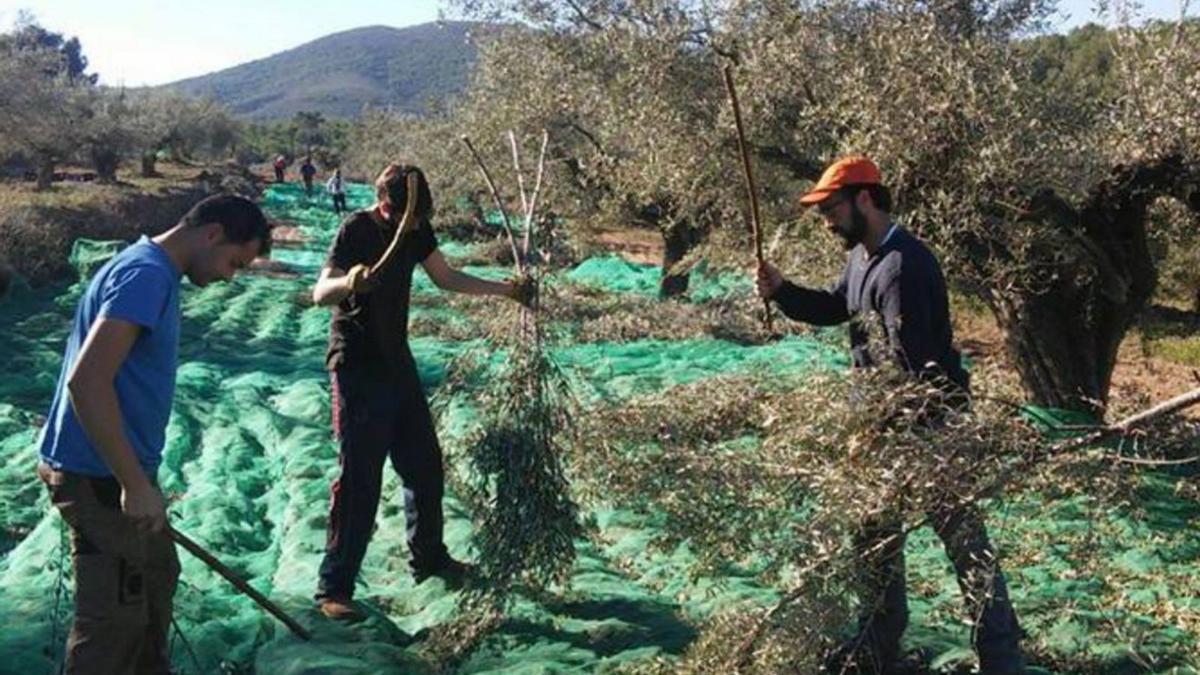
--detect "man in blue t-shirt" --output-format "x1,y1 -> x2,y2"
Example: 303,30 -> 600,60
37,194 -> 271,674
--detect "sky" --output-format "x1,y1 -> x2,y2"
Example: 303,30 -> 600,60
0,1 -> 444,86
0,0 -> 1190,87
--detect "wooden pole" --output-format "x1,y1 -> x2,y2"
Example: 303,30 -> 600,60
523,130 -> 550,259
722,65 -> 773,333
169,526 -> 312,641
461,135 -> 525,276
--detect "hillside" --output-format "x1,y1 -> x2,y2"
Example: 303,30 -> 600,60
161,22 -> 479,120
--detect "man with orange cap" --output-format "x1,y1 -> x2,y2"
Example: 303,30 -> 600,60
756,156 -> 1024,673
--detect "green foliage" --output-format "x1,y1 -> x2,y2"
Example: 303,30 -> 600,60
0,10 -> 96,84
0,15 -> 95,184
239,115 -> 353,168
430,0 -> 1200,411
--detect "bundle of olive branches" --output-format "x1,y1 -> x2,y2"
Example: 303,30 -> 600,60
572,321 -> 1200,673
426,130 -> 585,665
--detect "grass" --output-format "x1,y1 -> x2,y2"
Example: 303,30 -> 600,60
1130,303 -> 1200,368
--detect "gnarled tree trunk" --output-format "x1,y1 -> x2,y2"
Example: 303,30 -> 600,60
141,151 -> 159,177
661,221 -> 703,298
92,149 -> 119,183
991,156 -> 1200,417
35,157 -> 55,191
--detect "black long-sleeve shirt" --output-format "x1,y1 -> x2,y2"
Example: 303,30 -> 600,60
774,226 -> 969,391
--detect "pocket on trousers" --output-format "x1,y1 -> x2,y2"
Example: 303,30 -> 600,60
74,553 -> 122,621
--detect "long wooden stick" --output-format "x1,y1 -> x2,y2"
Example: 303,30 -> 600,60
369,171 -> 420,278
722,65 -> 773,332
461,135 -> 525,276
168,526 -> 312,641
523,129 -> 550,259
509,130 -> 530,217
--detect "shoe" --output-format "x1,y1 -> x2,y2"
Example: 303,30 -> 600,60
317,594 -> 366,623
413,556 -> 475,588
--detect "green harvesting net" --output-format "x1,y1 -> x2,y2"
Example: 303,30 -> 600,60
0,182 -> 1196,673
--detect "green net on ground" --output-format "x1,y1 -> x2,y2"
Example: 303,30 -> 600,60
1,182 -> 1197,674
566,255 -> 751,302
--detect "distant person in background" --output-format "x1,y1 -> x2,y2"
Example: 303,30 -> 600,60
36,195 -> 272,674
310,163 -> 532,622
327,168 -> 347,215
273,155 -> 287,183
300,157 -> 317,197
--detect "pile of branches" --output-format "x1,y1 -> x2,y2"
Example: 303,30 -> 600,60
571,324 -> 1200,672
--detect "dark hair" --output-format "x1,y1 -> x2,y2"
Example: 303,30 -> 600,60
181,194 -> 272,256
842,183 -> 893,213
374,163 -> 434,220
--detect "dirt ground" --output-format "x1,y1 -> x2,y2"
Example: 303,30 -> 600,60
589,228 -> 663,266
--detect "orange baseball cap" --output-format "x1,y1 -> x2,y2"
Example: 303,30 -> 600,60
798,156 -> 883,206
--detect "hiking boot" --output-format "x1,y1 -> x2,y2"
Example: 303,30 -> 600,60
413,557 -> 475,588
317,594 -> 365,623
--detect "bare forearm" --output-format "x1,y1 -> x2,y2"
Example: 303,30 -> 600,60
313,275 -> 352,306
437,269 -> 511,297
68,379 -> 151,490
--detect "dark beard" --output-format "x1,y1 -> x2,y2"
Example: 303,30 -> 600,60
835,205 -> 869,250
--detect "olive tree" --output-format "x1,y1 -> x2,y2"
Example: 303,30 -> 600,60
82,88 -> 139,182
726,0 -> 1200,414
0,36 -> 91,189
438,0 -> 1200,413
127,91 -> 242,175
443,1 -> 765,295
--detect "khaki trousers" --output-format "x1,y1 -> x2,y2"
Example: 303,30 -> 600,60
38,463 -> 180,675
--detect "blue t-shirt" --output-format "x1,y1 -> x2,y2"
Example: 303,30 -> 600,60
38,236 -> 182,477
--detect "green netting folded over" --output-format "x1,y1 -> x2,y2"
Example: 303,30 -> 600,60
69,238 -> 127,280
1,182 -> 1196,674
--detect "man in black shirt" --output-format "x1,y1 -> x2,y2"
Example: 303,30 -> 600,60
300,157 -> 317,197
311,163 -> 526,622
756,157 -> 1024,673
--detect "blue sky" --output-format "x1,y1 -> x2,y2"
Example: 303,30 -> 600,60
0,0 -> 1189,86
0,1 -> 443,86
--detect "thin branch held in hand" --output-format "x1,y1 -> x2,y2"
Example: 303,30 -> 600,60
461,134 -> 524,275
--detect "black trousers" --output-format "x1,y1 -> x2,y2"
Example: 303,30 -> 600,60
331,193 -> 346,214
316,368 -> 449,599
846,504 -> 1023,673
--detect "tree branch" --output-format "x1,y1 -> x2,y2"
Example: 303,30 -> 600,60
564,0 -> 604,31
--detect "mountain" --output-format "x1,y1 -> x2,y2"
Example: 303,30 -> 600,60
160,22 -> 480,120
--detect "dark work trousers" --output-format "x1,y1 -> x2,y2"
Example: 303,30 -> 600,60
847,503 -> 1023,673
38,463 -> 180,675
331,193 -> 346,214
302,177 -> 314,197
316,367 -> 450,600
